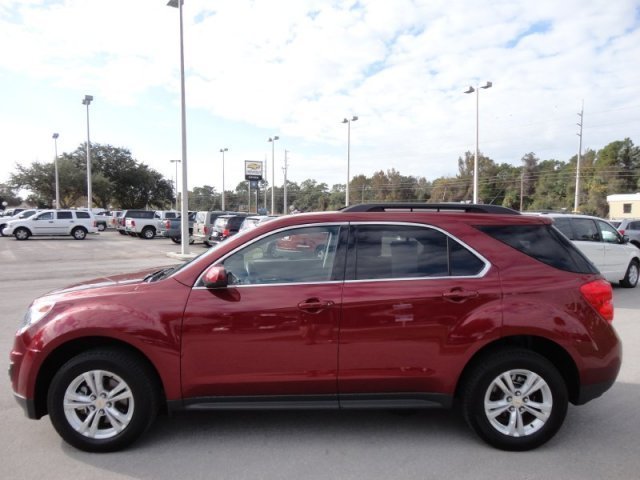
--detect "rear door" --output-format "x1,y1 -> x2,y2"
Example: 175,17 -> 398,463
597,219 -> 630,280
54,211 -> 74,234
568,218 -> 605,272
338,223 -> 502,404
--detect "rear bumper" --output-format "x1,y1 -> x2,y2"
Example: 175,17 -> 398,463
576,377 -> 618,405
13,392 -> 38,419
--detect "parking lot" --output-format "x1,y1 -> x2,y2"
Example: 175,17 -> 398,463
1,230 -> 639,480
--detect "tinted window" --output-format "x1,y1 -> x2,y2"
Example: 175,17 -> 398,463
571,218 -> 600,242
37,212 -> 54,220
354,225 -> 485,280
165,212 -> 177,219
128,211 -> 155,219
627,221 -> 640,230
57,211 -> 73,219
75,211 -> 90,219
477,224 -> 598,274
552,217 -> 573,239
222,226 -> 342,285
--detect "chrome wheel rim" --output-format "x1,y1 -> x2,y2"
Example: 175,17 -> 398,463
63,370 -> 134,440
484,369 -> 552,437
629,263 -> 639,286
16,229 -> 28,240
74,229 -> 85,239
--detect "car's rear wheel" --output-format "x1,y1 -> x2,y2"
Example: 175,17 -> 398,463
97,223 -> 106,232
118,230 -> 127,235
141,227 -> 155,240
620,259 -> 639,288
72,227 -> 87,240
0,223 -> 6,236
461,349 -> 568,451
47,349 -> 159,452
14,227 -> 30,241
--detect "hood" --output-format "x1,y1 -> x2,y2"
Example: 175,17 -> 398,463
48,265 -> 176,295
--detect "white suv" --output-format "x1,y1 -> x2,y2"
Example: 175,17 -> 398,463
2,210 -> 98,240
542,213 -> 639,287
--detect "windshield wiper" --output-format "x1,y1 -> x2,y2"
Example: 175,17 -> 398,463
143,267 -> 177,283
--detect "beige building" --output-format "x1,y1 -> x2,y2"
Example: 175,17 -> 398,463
607,193 -> 640,219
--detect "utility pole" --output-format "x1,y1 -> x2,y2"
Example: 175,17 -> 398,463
520,171 -> 525,211
282,150 -> 289,214
574,101 -> 584,213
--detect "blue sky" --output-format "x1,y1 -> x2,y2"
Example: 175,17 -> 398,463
1,0 -> 639,195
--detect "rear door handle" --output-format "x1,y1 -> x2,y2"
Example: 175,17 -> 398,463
442,289 -> 479,303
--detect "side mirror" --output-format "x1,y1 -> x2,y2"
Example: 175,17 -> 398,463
202,265 -> 228,289
622,234 -> 630,244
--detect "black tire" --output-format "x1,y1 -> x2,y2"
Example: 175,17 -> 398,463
170,236 -> 181,244
461,349 -> 568,451
72,227 -> 87,240
620,259 -> 639,288
47,349 -> 159,453
118,230 -> 127,236
97,223 -> 106,232
0,223 -> 6,236
141,227 -> 155,240
14,227 -> 30,241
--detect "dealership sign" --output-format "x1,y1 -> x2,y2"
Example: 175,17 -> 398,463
245,160 -> 263,181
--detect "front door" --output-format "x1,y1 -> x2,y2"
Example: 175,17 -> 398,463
181,224 -> 347,401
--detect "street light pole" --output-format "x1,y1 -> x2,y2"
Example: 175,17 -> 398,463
283,150 -> 289,214
574,101 -> 584,213
464,81 -> 492,204
220,148 -> 228,210
82,95 -> 93,210
342,116 -> 358,206
168,0 -> 189,255
170,159 -> 181,210
52,133 -> 60,209
268,136 -> 279,214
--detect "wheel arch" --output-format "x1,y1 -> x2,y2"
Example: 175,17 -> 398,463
455,335 -> 580,404
33,337 -> 166,419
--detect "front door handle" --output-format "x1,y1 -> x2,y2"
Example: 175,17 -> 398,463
442,288 -> 479,303
298,299 -> 335,313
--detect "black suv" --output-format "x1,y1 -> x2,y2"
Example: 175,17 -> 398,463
206,213 -> 250,246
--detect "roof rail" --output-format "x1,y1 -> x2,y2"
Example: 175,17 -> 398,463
341,203 -> 521,215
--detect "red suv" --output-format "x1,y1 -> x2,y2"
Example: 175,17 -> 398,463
9,204 -> 621,452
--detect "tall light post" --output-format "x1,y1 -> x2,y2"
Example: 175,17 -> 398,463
170,159 -> 181,210
268,136 -> 279,214
464,81 -> 492,204
82,95 -> 93,210
220,148 -> 228,210
574,101 -> 584,212
168,0 -> 189,255
342,115 -> 358,207
283,150 -> 289,214
52,133 -> 60,209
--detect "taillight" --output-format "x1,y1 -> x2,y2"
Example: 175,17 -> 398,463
223,228 -> 230,237
93,221 -> 97,227
580,280 -> 614,323
165,220 -> 170,228
131,220 -> 136,227
618,229 -> 625,235
204,226 -> 209,234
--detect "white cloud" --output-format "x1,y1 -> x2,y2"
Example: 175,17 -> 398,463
0,0 -> 639,194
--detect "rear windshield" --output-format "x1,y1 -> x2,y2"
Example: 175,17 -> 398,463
476,224 -> 598,274
129,211 -> 155,219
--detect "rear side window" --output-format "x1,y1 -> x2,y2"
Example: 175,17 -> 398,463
57,211 -> 73,219
75,212 -> 90,219
476,224 -> 598,274
353,225 -> 485,280
130,211 -> 155,219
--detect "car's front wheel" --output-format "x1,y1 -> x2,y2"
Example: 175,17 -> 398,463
620,259 -> 639,288
14,227 -> 30,241
141,227 -> 155,239
461,349 -> 568,451
47,349 -> 159,452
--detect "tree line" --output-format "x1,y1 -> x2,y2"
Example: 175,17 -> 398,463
2,138 -> 639,218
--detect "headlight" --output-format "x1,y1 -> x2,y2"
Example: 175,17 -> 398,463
21,299 -> 56,331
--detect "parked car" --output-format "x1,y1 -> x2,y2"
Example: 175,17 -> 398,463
238,215 -> 279,232
539,213 -> 639,287
158,211 -> 196,244
94,213 -> 110,231
10,203 -> 622,452
2,209 -> 98,240
0,209 -> 40,236
1,208 -> 25,218
615,218 -> 640,248
206,213 -> 249,246
192,210 -> 232,244
122,210 -> 161,239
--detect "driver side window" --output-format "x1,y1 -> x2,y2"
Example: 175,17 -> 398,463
222,225 -> 341,285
